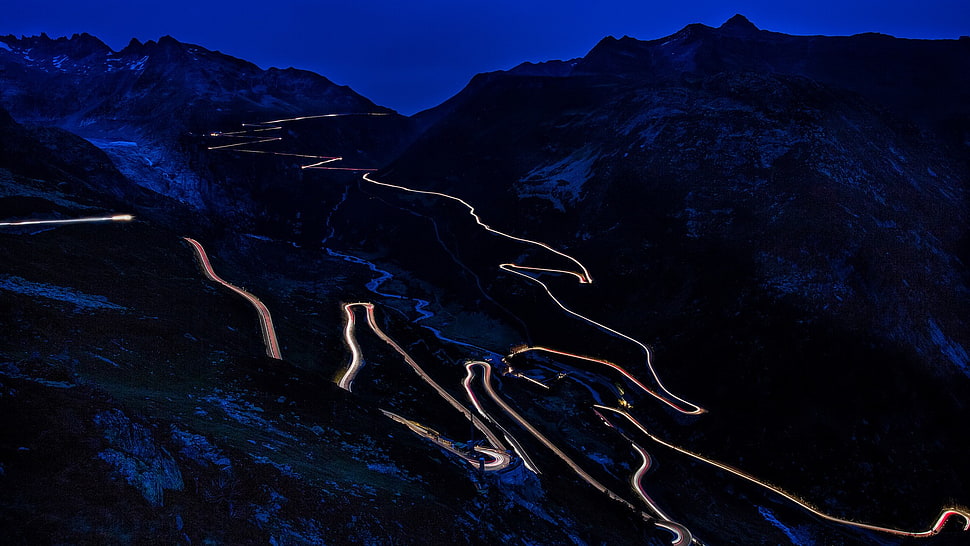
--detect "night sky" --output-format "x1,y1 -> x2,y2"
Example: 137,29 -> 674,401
6,1 -> 969,114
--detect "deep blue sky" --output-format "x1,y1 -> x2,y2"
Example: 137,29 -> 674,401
6,1 -> 968,114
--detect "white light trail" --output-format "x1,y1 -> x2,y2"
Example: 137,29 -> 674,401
336,302 -> 506,450
361,173 -> 593,284
0,214 -> 134,227
595,405 -> 970,539
502,268 -> 705,415
207,137 -> 282,150
304,165 -> 378,171
358,173 -> 702,414
257,112 -> 391,125
380,410 -> 513,472
464,360 -> 635,509
338,302 -> 369,391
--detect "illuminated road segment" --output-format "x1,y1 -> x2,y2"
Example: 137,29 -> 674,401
205,112 -> 968,542
206,113 -> 388,171
463,360 -> 638,511
336,302 -> 507,451
183,237 -> 282,359
0,214 -> 134,226
595,405 -> 970,539
381,410 -> 511,472
510,345 -> 703,415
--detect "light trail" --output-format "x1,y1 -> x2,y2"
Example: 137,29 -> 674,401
232,150 -> 341,160
595,405 -> 970,539
215,126 -> 282,135
594,408 -> 697,544
301,158 -> 343,169
303,165 -> 378,172
335,302 -> 507,451
183,237 -> 282,359
463,360 -> 636,510
257,112 -> 391,125
501,267 -> 705,415
361,173 -> 593,284
0,214 -> 134,226
207,137 -> 282,150
206,114 -> 384,170
380,410 -> 512,472
462,361 -> 541,474
338,302 -> 369,391
655,522 -> 694,546
358,172 -> 702,415
510,345 -> 702,415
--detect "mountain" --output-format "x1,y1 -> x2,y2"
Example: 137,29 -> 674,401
368,14 -> 970,542
0,33 -> 415,221
3,16 -> 970,545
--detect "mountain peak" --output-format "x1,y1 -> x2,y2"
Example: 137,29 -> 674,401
720,14 -> 759,32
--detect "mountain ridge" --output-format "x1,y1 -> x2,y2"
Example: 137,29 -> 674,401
2,15 -> 969,544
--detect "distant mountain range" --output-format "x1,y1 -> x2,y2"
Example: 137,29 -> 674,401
1,15 -> 969,545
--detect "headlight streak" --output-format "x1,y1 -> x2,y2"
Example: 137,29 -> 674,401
183,237 -> 282,359
462,361 -> 541,474
357,172 -> 703,415
594,405 -> 970,539
337,302 -> 368,391
361,173 -> 593,284
380,410 -> 512,472
500,266 -> 705,415
206,113 -> 390,169
593,408 -> 696,545
201,111 -> 968,540
0,214 -> 134,226
335,302 -> 507,452
464,361 -> 637,510
206,137 -> 282,150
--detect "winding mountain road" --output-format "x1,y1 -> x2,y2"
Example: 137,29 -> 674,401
463,360 -> 637,511
336,301 -> 507,451
595,405 -> 970,539
204,112 -> 968,542
183,237 -> 282,359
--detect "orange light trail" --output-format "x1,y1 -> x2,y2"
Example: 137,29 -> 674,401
501,267 -> 705,415
183,237 -> 282,360
510,345 -> 702,415
595,405 -> 970,539
0,214 -> 134,226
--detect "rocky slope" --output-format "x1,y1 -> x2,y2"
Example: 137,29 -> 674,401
2,15 -> 970,545
0,33 -> 415,221
367,14 -> 970,542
